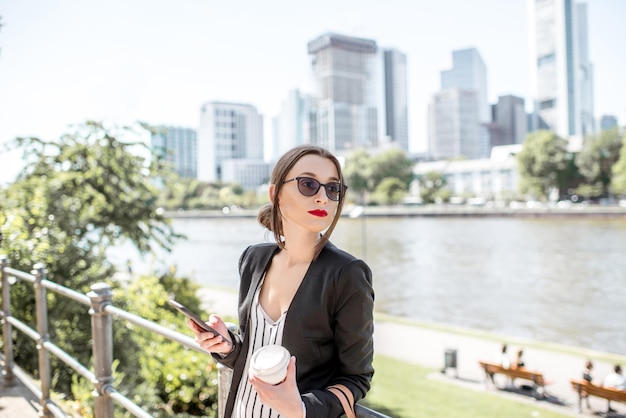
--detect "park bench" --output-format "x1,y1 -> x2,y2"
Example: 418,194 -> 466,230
570,379 -> 626,413
478,361 -> 547,398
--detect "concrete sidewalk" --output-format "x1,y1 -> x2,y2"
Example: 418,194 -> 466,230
199,287 -> 626,417
0,368 -> 42,418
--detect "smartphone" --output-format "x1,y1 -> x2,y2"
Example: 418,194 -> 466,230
168,299 -> 232,346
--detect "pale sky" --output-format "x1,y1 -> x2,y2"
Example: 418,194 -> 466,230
1,0 -> 625,184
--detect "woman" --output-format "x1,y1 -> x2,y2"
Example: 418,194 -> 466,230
189,145 -> 375,418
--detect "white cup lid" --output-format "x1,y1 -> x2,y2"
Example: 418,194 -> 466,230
251,345 -> 290,374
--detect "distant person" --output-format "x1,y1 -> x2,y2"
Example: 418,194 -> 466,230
603,364 -> 625,412
490,343 -> 511,387
498,343 -> 510,368
513,348 -> 525,369
604,364 -> 625,389
582,359 -> 594,409
582,359 -> 594,383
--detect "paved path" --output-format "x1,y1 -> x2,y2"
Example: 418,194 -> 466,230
3,287 -> 625,417
0,369 -> 42,417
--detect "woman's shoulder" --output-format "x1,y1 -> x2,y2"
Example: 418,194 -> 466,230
246,242 -> 278,253
238,242 -> 278,269
321,241 -> 358,262
320,242 -> 372,281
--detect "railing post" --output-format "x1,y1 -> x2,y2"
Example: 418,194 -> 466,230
217,363 -> 232,418
1,255 -> 16,387
216,323 -> 238,418
88,282 -> 114,418
33,263 -> 53,416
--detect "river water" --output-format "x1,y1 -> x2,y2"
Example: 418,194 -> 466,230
110,215 -> 626,356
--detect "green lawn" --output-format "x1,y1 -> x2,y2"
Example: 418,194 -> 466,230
361,355 -> 573,418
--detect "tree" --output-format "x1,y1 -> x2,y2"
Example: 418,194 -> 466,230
370,148 -> 414,191
344,148 -> 415,206
517,130 -> 569,200
371,178 -> 406,205
417,171 -> 447,204
0,121 -> 182,394
610,131 -> 626,197
575,127 -> 623,198
343,149 -> 373,204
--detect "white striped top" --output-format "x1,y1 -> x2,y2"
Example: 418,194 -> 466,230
233,281 -> 287,418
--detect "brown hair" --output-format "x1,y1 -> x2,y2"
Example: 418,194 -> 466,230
257,145 -> 347,259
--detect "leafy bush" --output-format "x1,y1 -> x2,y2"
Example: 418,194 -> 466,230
68,273 -> 220,417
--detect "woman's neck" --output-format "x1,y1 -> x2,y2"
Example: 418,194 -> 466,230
280,230 -> 320,266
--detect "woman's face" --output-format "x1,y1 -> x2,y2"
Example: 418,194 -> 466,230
273,154 -> 339,235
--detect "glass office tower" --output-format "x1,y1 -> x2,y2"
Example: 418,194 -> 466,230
528,0 -> 594,137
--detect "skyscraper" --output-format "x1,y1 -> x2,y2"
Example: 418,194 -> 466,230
304,32 -> 410,154
151,126 -> 197,178
307,32 -> 383,153
197,101 -> 264,185
383,49 -> 409,151
492,95 -> 528,146
429,48 -> 487,159
271,89 -> 312,162
528,0 -> 594,137
428,88 -> 481,160
440,48 -> 489,123
599,115 -> 618,131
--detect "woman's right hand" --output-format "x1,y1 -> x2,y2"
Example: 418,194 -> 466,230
187,314 -> 233,354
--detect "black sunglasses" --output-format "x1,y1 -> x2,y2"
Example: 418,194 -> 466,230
283,176 -> 347,201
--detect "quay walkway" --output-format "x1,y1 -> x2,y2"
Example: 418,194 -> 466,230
3,286 -> 625,417
0,368 -> 41,417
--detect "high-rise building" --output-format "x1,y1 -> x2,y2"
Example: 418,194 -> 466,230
440,48 -> 489,123
492,95 -> 528,146
599,115 -> 618,131
383,49 -> 409,151
303,32 -> 409,155
528,0 -> 594,137
221,159 -> 270,191
271,89 -> 312,162
429,48 -> 487,159
428,88 -> 481,160
151,126 -> 197,178
307,32 -> 384,153
197,101 -> 264,187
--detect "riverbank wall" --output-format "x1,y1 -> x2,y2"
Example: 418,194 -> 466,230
166,204 -> 626,219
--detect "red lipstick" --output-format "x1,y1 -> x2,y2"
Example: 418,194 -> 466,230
308,209 -> 328,217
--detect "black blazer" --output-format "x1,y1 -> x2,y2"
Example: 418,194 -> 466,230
214,241 -> 374,417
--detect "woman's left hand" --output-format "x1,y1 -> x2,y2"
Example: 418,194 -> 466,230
249,356 -> 304,418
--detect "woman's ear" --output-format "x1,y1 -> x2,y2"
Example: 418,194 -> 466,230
269,183 -> 277,202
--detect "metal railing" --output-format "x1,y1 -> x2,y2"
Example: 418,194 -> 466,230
0,255 -> 389,418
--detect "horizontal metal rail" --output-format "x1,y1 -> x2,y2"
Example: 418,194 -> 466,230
104,386 -> 152,418
3,266 -> 36,283
5,316 -> 95,382
104,305 -> 210,355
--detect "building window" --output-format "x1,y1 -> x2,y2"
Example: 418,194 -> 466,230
539,99 -> 555,110
537,53 -> 555,66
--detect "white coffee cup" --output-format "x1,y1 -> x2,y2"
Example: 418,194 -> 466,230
249,344 -> 291,385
